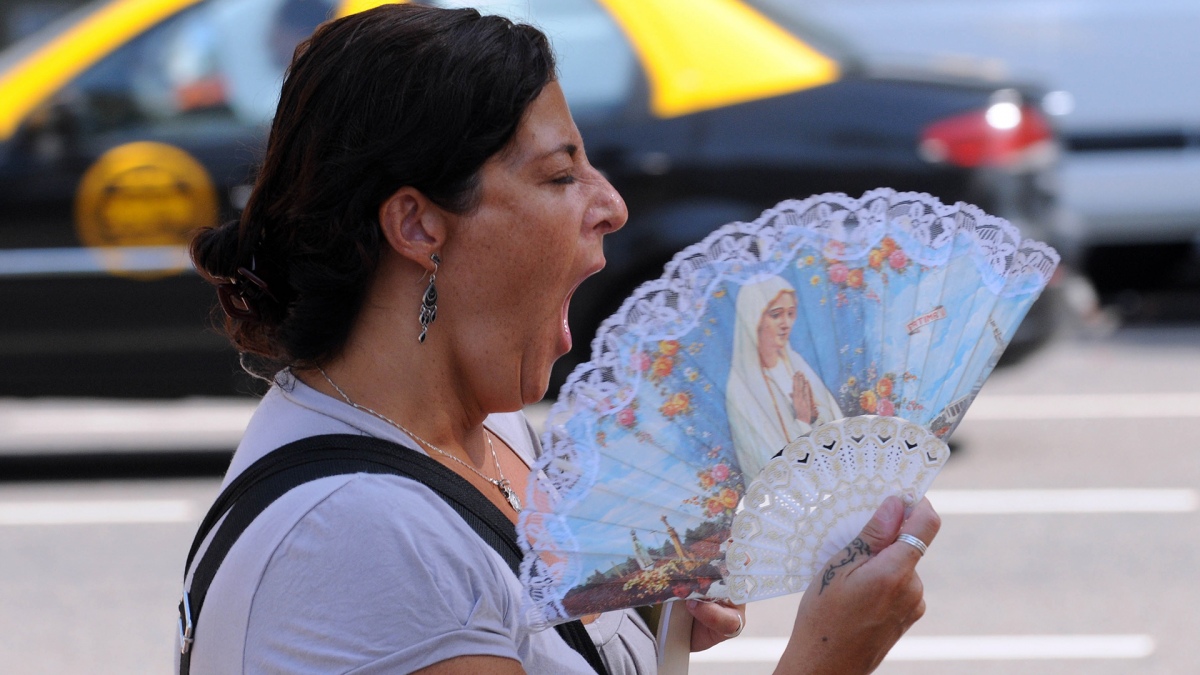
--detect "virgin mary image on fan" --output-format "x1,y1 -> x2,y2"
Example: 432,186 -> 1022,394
726,276 -> 843,480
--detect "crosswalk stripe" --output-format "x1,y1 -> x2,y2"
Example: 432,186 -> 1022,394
691,634 -> 1156,663
0,500 -> 195,525
3,488 -> 1192,525
966,392 -> 1200,420
928,488 -> 1198,514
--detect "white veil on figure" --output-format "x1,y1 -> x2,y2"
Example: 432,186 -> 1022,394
726,276 -> 843,481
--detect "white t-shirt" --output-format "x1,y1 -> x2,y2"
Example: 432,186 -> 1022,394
178,371 -> 656,674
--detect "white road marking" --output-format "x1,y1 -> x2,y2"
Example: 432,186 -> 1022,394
0,246 -> 194,277
1,392 -> 1195,454
886,635 -> 1157,660
3,489 -> 1191,526
0,399 -> 255,453
967,392 -> 1200,420
0,500 -> 196,525
691,634 -> 1156,663
927,488 -> 1198,514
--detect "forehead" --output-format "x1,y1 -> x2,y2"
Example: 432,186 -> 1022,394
766,291 -> 798,310
499,81 -> 580,166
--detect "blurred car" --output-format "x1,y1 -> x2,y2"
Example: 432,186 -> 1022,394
767,0 -> 1200,293
0,0 -> 1063,398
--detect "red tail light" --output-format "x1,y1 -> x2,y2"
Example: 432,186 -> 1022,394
919,102 -> 1054,168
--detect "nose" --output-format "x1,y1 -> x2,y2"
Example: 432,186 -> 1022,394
588,171 -> 628,236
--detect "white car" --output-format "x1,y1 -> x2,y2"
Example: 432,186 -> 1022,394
763,0 -> 1200,287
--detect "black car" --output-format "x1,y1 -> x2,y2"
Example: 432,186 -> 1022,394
0,0 -> 1062,397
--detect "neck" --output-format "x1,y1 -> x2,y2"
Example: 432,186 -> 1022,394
759,347 -> 781,369
301,363 -> 491,467
296,260 -> 490,465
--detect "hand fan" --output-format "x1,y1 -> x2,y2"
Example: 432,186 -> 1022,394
517,188 -> 1058,631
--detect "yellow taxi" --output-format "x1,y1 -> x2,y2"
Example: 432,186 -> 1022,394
0,0 -> 1060,396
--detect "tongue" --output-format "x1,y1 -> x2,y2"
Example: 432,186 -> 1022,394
560,313 -> 572,353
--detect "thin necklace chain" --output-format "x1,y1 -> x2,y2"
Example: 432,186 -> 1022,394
316,367 -> 521,512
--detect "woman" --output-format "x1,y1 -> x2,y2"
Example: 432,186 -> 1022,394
181,5 -> 938,673
727,276 -> 843,480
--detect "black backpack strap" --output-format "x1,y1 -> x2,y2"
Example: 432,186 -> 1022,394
178,434 -> 608,675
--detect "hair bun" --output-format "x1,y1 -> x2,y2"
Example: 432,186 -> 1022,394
190,218 -> 244,283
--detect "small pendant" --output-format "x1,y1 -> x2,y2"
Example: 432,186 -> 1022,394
497,479 -> 522,513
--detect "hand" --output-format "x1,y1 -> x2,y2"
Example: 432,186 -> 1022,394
791,371 -> 818,424
686,598 -> 747,652
774,496 -> 941,675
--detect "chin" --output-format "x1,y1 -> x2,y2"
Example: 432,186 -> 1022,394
521,339 -> 568,405
520,378 -> 552,407
519,359 -> 556,406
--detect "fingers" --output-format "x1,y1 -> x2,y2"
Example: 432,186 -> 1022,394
808,496 -> 903,597
686,599 -> 744,636
906,497 -> 941,545
854,495 -> 906,555
910,597 -> 927,624
686,599 -> 746,651
821,495 -> 940,585
804,379 -> 818,422
890,497 -> 941,564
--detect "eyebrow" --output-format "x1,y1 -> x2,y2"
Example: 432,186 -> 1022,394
503,141 -> 577,167
538,143 -> 578,161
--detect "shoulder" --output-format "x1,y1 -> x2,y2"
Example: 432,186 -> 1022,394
273,471 -> 504,571
244,473 -> 525,672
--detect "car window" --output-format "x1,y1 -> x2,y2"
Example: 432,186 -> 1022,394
59,0 -> 334,135
742,0 -> 860,67
432,0 -> 638,123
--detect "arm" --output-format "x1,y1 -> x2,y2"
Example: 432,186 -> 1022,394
414,656 -> 525,675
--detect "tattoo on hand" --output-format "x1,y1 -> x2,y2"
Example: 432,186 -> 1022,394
818,537 -> 872,595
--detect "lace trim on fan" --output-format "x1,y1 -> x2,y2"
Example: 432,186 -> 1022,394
517,188 -> 1058,629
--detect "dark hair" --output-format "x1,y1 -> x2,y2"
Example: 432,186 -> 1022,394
190,4 -> 556,376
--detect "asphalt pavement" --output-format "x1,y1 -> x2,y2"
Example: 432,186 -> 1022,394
0,322 -> 1197,673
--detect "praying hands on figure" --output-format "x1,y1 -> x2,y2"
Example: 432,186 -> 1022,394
791,371 -> 818,424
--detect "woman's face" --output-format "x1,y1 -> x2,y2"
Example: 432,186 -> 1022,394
440,81 -> 627,408
756,291 -> 798,368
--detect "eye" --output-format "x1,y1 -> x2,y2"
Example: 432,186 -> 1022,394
551,174 -> 577,185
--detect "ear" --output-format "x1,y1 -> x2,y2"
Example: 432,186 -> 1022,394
378,186 -> 446,272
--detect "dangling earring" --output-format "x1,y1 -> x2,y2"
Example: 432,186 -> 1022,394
418,253 -> 440,343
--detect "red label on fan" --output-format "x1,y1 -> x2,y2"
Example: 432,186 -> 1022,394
907,305 -> 947,334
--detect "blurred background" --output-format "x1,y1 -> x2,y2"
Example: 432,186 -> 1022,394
0,0 -> 1196,672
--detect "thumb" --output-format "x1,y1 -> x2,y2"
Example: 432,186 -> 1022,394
855,495 -> 905,556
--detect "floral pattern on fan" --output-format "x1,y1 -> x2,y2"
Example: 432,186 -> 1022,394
725,415 -> 947,604
518,188 -> 1059,631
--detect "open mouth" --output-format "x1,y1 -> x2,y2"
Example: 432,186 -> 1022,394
560,261 -> 606,353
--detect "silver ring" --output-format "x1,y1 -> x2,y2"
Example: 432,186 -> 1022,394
896,533 -> 928,556
723,613 -> 745,639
